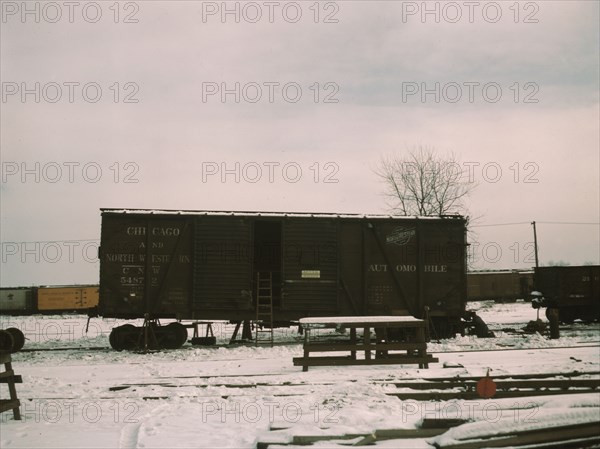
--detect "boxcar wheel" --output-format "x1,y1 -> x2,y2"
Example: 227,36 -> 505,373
109,324 -> 138,351
119,324 -> 139,350
109,327 -> 126,351
167,322 -> 188,347
162,323 -> 185,349
6,328 -> 25,352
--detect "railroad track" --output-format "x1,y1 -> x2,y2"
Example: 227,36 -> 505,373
15,370 -> 600,449
18,346 -> 110,352
13,340 -> 600,354
150,369 -> 600,383
385,378 -> 600,400
97,370 -> 600,401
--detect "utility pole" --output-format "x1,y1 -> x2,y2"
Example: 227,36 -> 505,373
531,221 -> 539,268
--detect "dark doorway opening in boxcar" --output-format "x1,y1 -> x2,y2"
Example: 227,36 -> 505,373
253,221 -> 282,308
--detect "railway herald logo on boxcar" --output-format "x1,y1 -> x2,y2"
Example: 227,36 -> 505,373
386,226 -> 416,246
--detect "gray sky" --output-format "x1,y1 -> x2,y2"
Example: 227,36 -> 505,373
1,0 -> 599,286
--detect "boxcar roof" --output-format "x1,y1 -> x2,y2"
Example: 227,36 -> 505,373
101,208 -> 464,220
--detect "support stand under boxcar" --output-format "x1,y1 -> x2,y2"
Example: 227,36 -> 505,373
140,314 -> 159,352
189,321 -> 216,345
229,320 -> 253,344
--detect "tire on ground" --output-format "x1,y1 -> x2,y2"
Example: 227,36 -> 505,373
5,328 -> 25,352
0,330 -> 15,352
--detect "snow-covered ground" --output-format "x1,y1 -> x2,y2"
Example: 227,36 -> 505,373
0,301 -> 598,448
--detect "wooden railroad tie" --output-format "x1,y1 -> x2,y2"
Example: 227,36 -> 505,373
386,377 -> 600,400
257,420 -> 600,449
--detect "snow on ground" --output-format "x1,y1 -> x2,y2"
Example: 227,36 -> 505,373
0,300 -> 598,448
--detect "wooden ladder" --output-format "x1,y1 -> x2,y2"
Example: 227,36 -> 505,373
255,271 -> 274,347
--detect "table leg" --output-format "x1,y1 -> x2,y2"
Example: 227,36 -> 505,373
417,325 -> 428,369
375,327 -> 388,359
350,327 -> 357,360
303,328 -> 310,372
364,327 -> 371,361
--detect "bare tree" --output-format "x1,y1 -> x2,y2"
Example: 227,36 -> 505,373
375,146 -> 476,216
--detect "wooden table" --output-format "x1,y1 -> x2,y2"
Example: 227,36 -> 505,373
293,316 -> 438,372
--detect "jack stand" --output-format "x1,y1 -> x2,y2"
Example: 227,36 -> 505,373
242,320 -> 253,341
139,313 -> 159,352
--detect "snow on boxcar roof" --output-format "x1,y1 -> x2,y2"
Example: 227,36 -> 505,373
100,208 -> 464,220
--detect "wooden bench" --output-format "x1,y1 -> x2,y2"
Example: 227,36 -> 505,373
293,316 -> 438,372
0,351 -> 22,420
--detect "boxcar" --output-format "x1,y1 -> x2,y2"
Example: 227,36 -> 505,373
98,209 -> 468,346
0,285 -> 99,352
534,265 -> 600,323
0,286 -> 99,315
467,270 -> 534,302
0,288 -> 35,315
37,285 -> 99,313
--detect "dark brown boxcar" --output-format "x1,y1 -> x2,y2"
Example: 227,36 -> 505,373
534,265 -> 600,323
467,270 -> 534,302
98,209 -> 468,343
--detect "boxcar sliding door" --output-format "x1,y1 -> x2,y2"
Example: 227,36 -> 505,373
281,218 -> 338,318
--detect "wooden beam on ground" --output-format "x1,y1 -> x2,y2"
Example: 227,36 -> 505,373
386,389 -> 598,400
437,421 -> 600,448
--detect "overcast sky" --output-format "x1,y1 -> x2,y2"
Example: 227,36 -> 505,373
1,0 -> 599,286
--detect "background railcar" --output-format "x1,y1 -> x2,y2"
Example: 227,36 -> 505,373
0,288 -> 36,315
37,285 -> 99,313
98,209 -> 469,345
0,285 -> 99,315
467,270 -> 534,302
0,285 -> 99,352
534,265 -> 600,323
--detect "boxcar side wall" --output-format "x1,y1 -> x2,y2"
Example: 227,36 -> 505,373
192,216 -> 254,320
99,212 -> 467,334
356,218 -> 466,335
99,214 -> 194,319
535,265 -> 600,322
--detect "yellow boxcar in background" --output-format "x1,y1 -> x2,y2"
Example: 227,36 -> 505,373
37,285 -> 99,312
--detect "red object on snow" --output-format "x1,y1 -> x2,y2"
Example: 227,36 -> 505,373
476,370 -> 497,398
